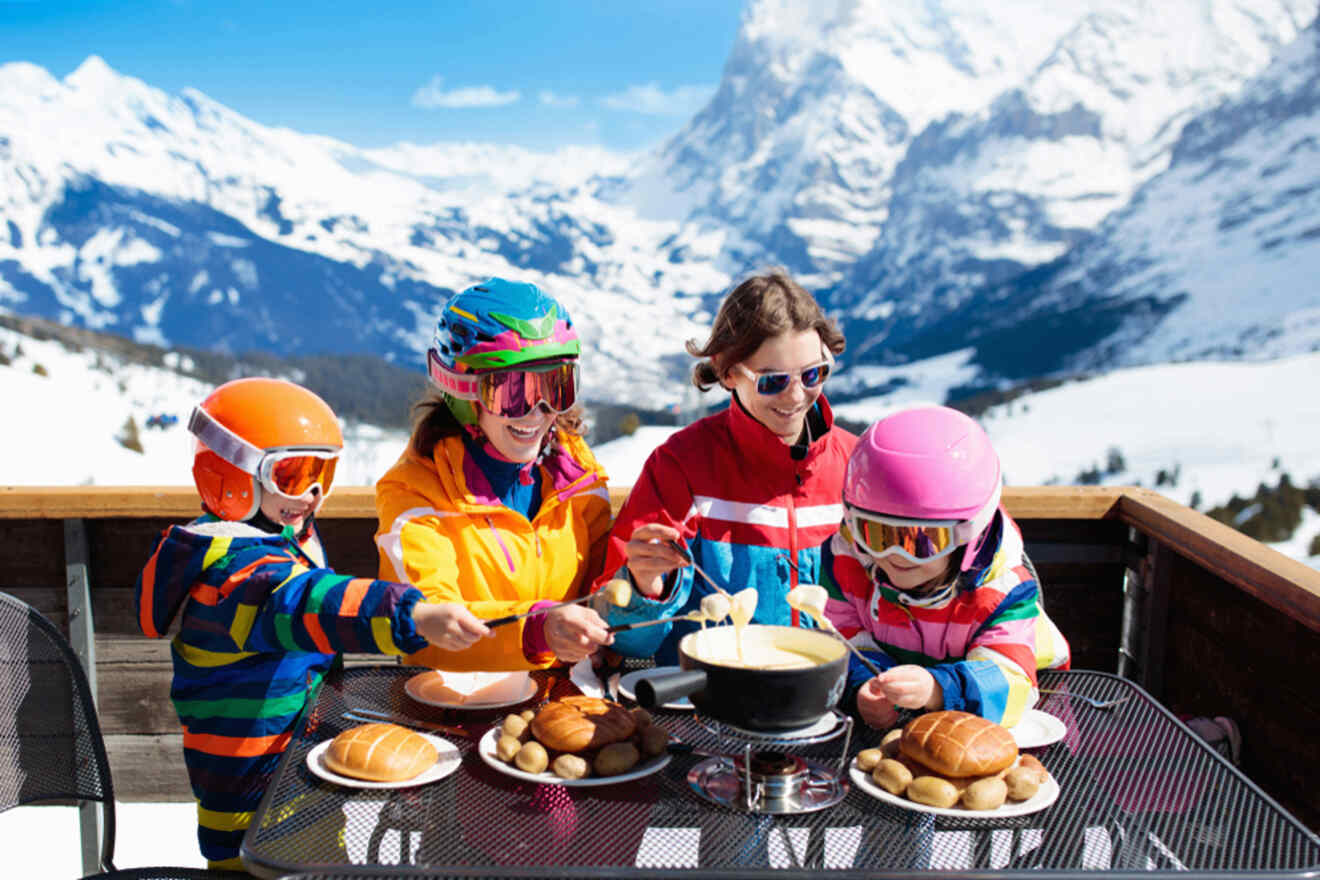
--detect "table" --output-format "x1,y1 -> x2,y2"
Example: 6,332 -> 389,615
241,666 -> 1320,879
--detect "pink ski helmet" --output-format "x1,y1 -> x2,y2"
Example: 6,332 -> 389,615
843,405 -> 1003,571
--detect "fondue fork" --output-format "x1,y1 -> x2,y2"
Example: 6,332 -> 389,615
606,611 -> 704,633
795,610 -> 886,678
667,540 -> 734,599
484,592 -> 597,628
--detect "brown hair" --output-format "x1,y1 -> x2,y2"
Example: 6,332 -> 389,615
408,392 -> 584,459
686,269 -> 845,391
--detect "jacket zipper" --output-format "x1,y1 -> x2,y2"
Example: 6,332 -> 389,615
786,475 -> 800,626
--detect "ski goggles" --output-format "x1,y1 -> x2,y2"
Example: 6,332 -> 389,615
257,449 -> 339,500
189,406 -> 340,500
845,508 -> 972,564
734,351 -> 833,396
478,361 -> 579,418
430,351 -> 579,419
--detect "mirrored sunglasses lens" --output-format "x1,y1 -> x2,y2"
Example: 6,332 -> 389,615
803,363 -> 830,388
756,373 -> 792,395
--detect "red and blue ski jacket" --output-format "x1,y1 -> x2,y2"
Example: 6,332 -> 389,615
595,393 -> 856,664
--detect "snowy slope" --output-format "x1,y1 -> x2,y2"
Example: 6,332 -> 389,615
4,321 -> 1316,572
1027,19 -> 1320,372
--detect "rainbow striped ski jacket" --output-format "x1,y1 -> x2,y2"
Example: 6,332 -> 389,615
820,510 -> 1072,727
598,394 -> 856,664
134,514 -> 428,868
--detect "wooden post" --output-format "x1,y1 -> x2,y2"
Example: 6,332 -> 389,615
1137,541 -> 1174,700
63,517 -> 103,876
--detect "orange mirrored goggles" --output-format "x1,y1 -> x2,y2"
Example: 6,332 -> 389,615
846,509 -> 968,564
258,450 -> 339,500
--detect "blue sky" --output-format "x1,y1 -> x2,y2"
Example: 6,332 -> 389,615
1,0 -> 746,152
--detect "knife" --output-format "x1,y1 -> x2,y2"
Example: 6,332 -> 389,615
341,709 -> 471,739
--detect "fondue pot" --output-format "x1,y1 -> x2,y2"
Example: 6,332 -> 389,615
635,625 -> 848,731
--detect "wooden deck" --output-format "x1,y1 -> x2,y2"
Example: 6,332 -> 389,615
1,484 -> 1317,831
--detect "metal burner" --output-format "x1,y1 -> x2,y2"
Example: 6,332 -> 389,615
696,708 -> 850,745
688,752 -> 849,814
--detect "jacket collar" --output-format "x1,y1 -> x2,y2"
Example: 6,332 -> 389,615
434,429 -> 596,510
725,390 -> 840,475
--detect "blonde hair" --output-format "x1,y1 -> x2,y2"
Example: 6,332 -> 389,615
687,270 -> 845,390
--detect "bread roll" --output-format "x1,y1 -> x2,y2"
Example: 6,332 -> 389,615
900,711 -> 1018,778
323,723 -> 437,782
531,695 -> 636,753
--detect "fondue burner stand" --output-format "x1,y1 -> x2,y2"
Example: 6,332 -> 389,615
686,710 -> 854,814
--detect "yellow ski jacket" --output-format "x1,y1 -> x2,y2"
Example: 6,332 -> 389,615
375,430 -> 612,670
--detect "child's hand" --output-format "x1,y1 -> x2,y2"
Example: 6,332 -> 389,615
622,522 -> 686,597
873,665 -> 943,711
412,602 -> 491,652
543,604 -> 613,663
857,678 -> 901,729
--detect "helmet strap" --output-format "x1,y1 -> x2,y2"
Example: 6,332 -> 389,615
445,394 -> 480,426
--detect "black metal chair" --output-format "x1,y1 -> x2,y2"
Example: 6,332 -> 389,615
0,590 -> 248,879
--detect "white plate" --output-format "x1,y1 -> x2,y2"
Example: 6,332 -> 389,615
306,733 -> 461,790
477,727 -> 671,787
404,670 -> 538,710
1010,708 -> 1067,749
617,666 -> 693,710
850,761 -> 1060,818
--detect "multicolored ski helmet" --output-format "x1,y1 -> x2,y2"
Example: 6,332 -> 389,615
843,406 -> 1002,572
189,378 -> 343,521
427,278 -> 580,424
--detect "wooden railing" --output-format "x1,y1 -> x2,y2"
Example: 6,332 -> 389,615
1,484 -> 1317,830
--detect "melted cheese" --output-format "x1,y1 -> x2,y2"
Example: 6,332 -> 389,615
728,588 -> 758,662
786,584 -> 828,618
717,643 -> 825,669
699,593 -> 730,624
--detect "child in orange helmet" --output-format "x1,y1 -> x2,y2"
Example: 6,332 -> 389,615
134,377 -> 488,870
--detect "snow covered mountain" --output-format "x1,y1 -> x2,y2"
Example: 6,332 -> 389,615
0,57 -> 720,408
975,14 -> 1320,376
1,0 -> 1318,412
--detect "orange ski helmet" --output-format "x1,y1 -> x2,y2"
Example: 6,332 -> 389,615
189,378 -> 344,521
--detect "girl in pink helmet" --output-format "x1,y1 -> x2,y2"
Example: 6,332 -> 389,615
819,405 -> 1070,728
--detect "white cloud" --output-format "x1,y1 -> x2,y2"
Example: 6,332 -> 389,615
411,75 -> 520,109
538,90 -> 580,108
600,82 -> 714,116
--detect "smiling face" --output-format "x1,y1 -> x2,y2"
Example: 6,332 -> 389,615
874,554 -> 958,593
726,329 -> 827,445
259,488 -> 318,532
476,403 -> 556,462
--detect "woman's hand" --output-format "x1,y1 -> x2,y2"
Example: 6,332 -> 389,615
412,602 -> 491,652
873,665 -> 943,711
544,604 -> 613,663
623,522 -> 688,597
856,678 -> 901,729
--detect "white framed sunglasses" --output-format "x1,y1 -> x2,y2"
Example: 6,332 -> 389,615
734,349 -> 834,396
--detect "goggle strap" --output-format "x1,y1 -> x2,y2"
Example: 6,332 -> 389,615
188,407 -> 265,474
428,351 -> 481,400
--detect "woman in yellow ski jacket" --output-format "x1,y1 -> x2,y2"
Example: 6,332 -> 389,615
375,278 -> 614,671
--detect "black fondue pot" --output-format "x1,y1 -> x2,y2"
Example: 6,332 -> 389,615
635,624 -> 848,731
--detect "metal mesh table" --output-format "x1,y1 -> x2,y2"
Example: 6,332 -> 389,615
241,666 -> 1320,879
